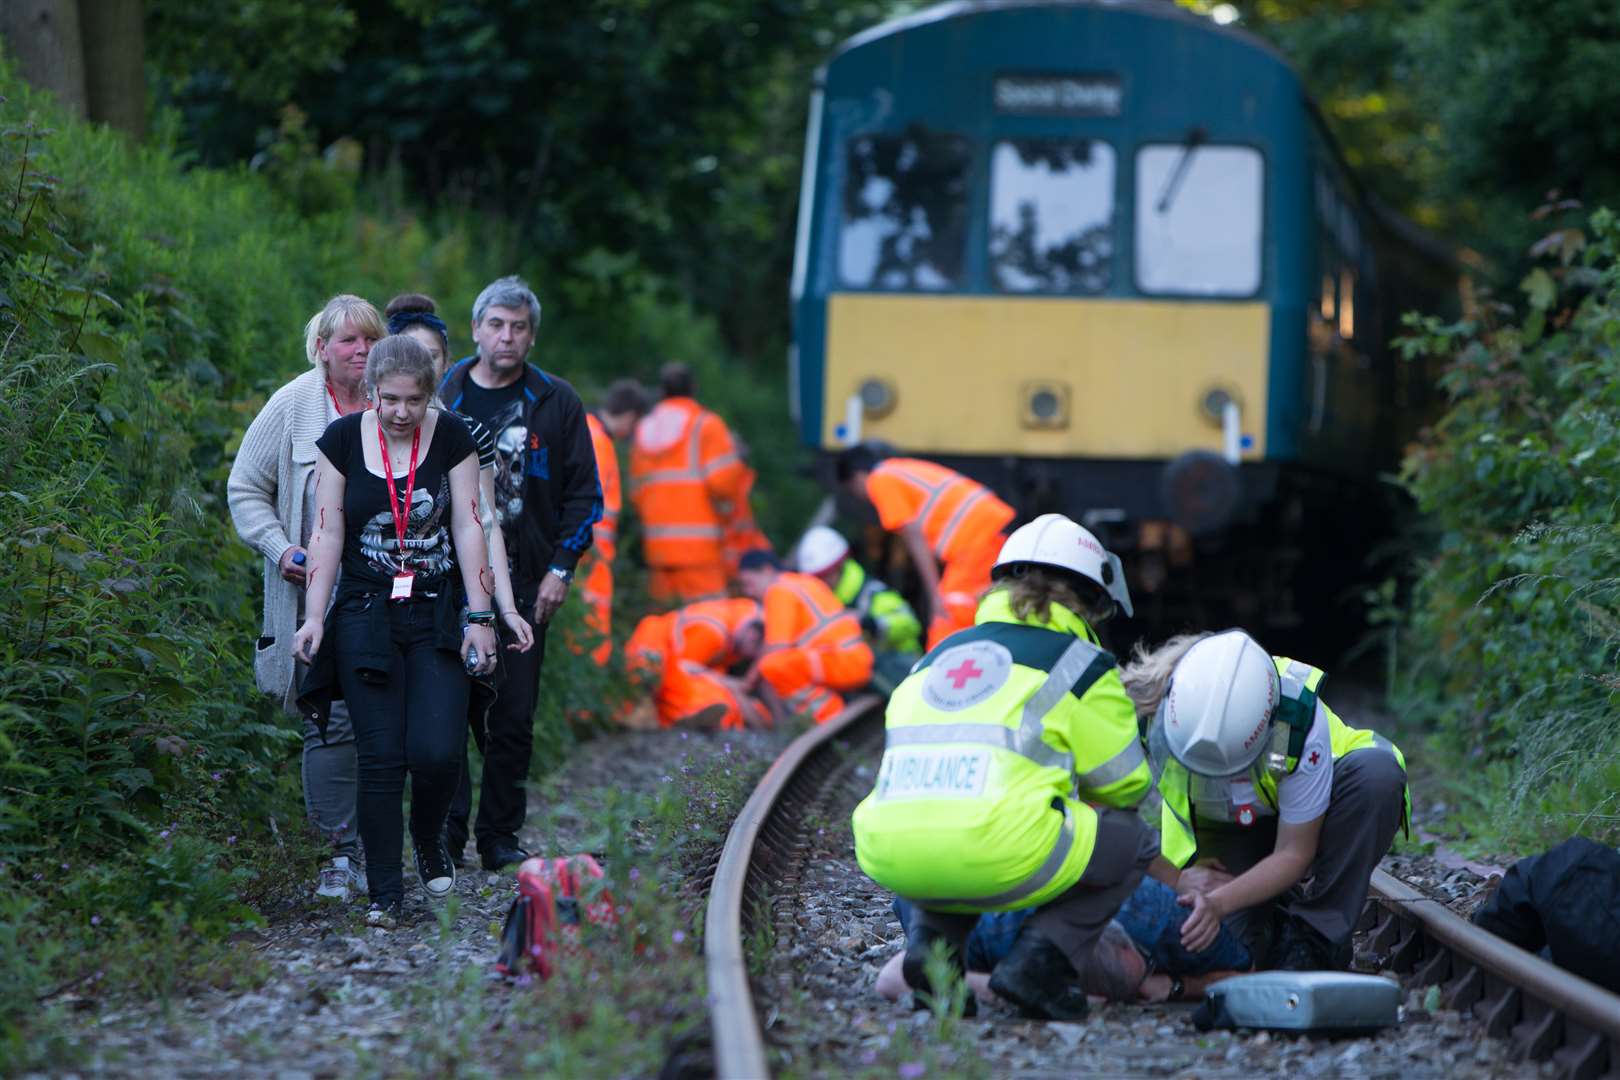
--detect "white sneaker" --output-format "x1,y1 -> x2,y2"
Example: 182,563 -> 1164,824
316,855 -> 363,902
366,902 -> 399,929
414,837 -> 455,902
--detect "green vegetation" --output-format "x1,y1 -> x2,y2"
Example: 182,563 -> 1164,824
1392,204 -> 1620,851
0,48 -> 816,1062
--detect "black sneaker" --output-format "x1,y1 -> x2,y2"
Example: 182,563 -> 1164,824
480,843 -> 530,872
1273,916 -> 1352,971
445,829 -> 469,869
988,927 -> 1090,1021
901,924 -> 977,1017
414,834 -> 455,901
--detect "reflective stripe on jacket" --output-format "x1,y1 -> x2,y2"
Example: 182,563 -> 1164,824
834,560 -> 923,655
628,397 -> 749,567
670,597 -> 761,669
1158,657 -> 1412,868
851,589 -> 1151,914
585,412 -> 620,565
865,458 -> 1015,564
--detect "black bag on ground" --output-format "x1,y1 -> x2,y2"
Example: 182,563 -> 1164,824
1470,837 -> 1620,993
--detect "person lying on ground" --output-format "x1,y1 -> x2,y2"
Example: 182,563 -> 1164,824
624,597 -> 771,730
874,875 -> 1252,1008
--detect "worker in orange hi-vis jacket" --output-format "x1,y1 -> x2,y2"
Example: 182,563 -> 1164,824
629,362 -> 767,604
836,444 -> 1017,650
736,550 -> 874,725
624,597 -> 769,729
570,381 -> 647,666
722,463 -> 772,576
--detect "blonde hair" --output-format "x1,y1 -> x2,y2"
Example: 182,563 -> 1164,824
365,334 -> 436,397
303,294 -> 386,368
991,567 -> 1112,626
1117,632 -> 1212,722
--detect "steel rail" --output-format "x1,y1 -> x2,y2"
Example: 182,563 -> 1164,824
1365,867 -> 1620,1079
705,695 -> 884,1080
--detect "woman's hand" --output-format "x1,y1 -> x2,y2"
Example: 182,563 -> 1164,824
1178,889 -> 1227,953
279,546 -> 309,586
463,623 -> 499,675
292,618 -> 323,664
501,610 -> 534,652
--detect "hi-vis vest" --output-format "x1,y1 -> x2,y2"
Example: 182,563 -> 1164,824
852,591 -> 1151,913
1157,657 -> 1411,869
833,560 -> 923,655
628,398 -> 746,567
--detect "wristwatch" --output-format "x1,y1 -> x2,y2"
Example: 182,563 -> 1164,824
547,566 -> 573,584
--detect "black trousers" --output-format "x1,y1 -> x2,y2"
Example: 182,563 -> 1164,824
336,598 -> 469,908
447,580 -> 547,858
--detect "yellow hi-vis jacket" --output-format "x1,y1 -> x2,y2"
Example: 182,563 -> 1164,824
851,589 -> 1152,913
1157,657 -> 1411,869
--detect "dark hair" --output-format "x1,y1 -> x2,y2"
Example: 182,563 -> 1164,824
384,292 -> 450,352
660,361 -> 695,399
737,549 -> 782,572
603,378 -> 650,417
835,444 -> 881,482
365,334 -> 437,397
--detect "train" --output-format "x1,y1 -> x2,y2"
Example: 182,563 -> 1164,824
789,0 -> 1459,634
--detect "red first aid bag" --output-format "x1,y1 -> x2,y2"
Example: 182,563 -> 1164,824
496,854 -> 618,979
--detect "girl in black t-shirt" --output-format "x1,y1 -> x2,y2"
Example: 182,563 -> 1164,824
294,335 -> 497,925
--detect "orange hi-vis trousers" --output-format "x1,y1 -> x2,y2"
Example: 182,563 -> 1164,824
648,564 -> 729,605
660,659 -> 767,730
625,599 -> 765,728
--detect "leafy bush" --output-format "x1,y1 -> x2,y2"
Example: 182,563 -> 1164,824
0,45 -> 814,1053
1394,204 -> 1620,847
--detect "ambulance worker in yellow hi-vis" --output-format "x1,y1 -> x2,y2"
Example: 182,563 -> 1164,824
852,514 -> 1164,1021
1124,631 -> 1410,971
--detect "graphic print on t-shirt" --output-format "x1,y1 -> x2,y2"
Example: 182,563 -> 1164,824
356,474 -> 454,580
485,397 -> 528,530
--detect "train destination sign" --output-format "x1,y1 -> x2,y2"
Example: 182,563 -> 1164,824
993,72 -> 1123,116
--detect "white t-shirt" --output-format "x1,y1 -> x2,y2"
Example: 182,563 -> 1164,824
1189,701 -> 1334,825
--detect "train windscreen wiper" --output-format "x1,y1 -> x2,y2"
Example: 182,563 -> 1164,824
1156,125 -> 1208,215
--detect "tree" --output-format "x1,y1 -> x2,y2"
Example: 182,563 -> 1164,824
1,0 -> 146,136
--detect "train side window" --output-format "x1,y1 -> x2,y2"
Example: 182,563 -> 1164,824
838,128 -> 973,290
1134,144 -> 1264,297
988,139 -> 1115,294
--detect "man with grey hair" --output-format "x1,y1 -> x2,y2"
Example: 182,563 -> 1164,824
438,275 -> 602,870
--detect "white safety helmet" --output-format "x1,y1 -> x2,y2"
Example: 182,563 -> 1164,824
795,525 -> 850,577
992,513 -> 1134,618
1149,630 -> 1280,778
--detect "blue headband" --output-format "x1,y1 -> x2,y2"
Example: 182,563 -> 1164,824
387,310 -> 449,343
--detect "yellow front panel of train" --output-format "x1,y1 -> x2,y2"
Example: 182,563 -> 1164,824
823,294 -> 1270,459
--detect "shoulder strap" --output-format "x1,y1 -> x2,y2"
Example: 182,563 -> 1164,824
1275,658 -> 1325,762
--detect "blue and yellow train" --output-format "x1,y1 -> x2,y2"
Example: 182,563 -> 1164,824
790,0 -> 1457,624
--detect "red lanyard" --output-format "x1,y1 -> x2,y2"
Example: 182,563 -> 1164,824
376,412 -> 421,568
327,381 -> 353,416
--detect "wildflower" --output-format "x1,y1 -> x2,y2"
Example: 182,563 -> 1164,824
159,830 -> 170,840
628,868 -> 640,882
859,1050 -> 877,1065
899,1063 -> 926,1079
226,835 -> 237,845
91,915 -> 101,926
211,772 -> 222,782
672,929 -> 686,944
724,742 -> 731,754
516,974 -> 533,988
661,775 -> 672,783
60,863 -> 69,871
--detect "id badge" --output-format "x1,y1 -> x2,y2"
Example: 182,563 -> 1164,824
390,572 -> 415,601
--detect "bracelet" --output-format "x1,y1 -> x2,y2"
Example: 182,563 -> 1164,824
466,610 -> 495,625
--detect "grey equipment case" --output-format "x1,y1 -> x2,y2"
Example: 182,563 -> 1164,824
1192,972 -> 1402,1033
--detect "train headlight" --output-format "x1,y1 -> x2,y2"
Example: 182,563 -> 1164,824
858,377 -> 897,419
1020,380 -> 1070,430
1199,385 -> 1243,427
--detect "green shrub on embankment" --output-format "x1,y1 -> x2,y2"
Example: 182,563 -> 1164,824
1394,208 -> 1620,850
0,61 -> 812,1061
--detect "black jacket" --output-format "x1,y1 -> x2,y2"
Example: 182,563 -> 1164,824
439,357 -> 602,582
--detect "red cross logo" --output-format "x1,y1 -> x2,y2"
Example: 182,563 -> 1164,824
1308,751 -> 1321,766
944,659 -> 984,690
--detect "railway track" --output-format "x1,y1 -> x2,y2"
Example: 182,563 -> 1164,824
706,696 -> 1620,1079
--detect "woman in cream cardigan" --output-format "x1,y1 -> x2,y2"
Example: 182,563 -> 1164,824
228,294 -> 384,903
